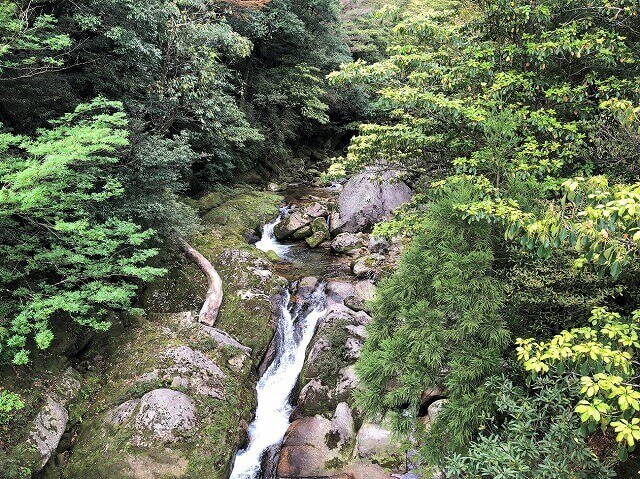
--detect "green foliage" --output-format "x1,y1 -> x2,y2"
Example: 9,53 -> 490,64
0,1 -> 71,79
329,0 -> 640,207
0,99 -> 164,364
501,248 -> 631,339
446,376 -> 615,479
356,183 -> 510,461
0,390 -> 24,424
467,176 -> 640,279
517,307 -> 640,456
234,0 -> 352,166
334,0 -> 640,471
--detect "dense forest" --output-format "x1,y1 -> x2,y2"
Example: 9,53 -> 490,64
1,0 -> 640,478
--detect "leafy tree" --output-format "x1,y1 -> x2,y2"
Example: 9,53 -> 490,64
233,0 -> 351,166
0,1 -> 72,79
0,98 -> 164,365
466,175 -> 640,279
517,307 -> 640,459
333,0 -> 640,471
446,376 -> 616,479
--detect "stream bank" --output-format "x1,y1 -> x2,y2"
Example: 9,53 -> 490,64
228,175 -> 418,479
3,172 -> 419,479
3,187 -> 287,479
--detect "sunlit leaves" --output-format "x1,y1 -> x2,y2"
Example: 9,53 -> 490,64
0,100 -> 164,365
464,177 -> 640,278
517,308 -> 640,449
0,2 -> 72,78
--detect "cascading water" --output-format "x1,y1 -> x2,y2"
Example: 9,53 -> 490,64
230,217 -> 328,479
254,210 -> 291,258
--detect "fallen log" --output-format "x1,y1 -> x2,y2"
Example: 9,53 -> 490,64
181,240 -> 223,326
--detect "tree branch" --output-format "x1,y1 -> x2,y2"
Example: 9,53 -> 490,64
181,240 -> 223,326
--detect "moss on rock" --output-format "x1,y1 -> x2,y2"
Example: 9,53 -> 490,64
58,189 -> 285,479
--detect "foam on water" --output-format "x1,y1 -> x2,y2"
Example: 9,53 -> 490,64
230,220 -> 327,479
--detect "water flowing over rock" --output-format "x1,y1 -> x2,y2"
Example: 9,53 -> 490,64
229,286 -> 327,479
338,169 -> 412,233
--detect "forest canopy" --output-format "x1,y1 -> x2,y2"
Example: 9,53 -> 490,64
1,0 -> 640,477
0,0 -> 356,364
329,0 -> 640,475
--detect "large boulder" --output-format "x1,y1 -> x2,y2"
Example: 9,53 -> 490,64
134,389 -> 197,444
277,416 -> 334,478
344,280 -> 376,312
26,367 -> 82,472
336,365 -> 359,402
291,225 -> 313,239
295,378 -> 334,418
327,402 -> 355,452
326,281 -> 357,307
161,346 -> 226,399
338,169 -> 412,233
329,213 -> 346,236
274,211 -> 312,239
331,233 -> 365,254
351,254 -> 384,279
27,397 -> 69,471
305,202 -> 330,218
356,423 -> 406,471
306,217 -> 330,248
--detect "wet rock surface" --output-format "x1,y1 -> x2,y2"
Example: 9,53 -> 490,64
267,177 -> 416,479
56,190 -> 285,479
13,179 -> 415,479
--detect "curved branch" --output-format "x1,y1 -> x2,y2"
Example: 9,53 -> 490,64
181,240 -> 223,326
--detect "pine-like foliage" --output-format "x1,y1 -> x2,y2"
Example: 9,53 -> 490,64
355,183 -> 510,462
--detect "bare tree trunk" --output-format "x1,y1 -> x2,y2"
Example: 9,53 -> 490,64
181,240 -> 223,326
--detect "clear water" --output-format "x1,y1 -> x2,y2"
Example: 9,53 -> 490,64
255,213 -> 348,280
229,223 -> 328,479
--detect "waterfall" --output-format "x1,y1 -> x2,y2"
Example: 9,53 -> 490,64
229,217 -> 327,479
254,210 -> 291,259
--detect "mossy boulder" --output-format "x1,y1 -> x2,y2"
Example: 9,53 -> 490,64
62,310 -> 257,479
274,212 -> 312,240
60,190 -> 286,479
306,231 -> 326,248
305,218 -> 329,248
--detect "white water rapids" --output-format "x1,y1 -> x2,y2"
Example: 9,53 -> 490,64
229,216 -> 327,479
254,211 -> 291,259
